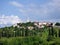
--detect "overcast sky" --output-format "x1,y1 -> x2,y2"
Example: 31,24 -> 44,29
0,0 -> 60,27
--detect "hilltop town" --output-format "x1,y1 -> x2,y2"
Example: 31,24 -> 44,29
0,21 -> 60,45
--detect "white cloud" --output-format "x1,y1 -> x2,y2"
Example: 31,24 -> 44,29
9,0 -> 60,15
9,1 -> 24,8
19,9 -> 26,13
40,0 -> 60,13
0,15 -> 22,25
19,0 -> 60,16
9,0 -> 60,21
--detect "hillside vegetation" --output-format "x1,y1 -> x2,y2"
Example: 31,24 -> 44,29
0,22 -> 60,45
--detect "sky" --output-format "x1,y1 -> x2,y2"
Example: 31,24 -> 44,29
0,0 -> 60,27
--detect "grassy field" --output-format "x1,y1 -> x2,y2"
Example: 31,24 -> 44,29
0,36 -> 60,45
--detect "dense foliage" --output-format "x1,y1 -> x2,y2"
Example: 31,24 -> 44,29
55,22 -> 60,26
0,22 -> 60,45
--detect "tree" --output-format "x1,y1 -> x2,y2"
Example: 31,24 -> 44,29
59,30 -> 60,37
55,22 -> 60,26
25,28 -> 29,36
0,28 -> 2,38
